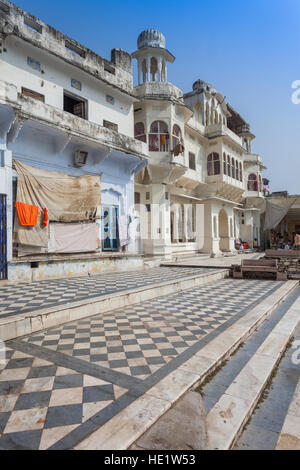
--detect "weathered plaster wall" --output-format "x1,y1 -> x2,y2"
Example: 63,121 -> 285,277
8,255 -> 144,283
1,36 -> 135,137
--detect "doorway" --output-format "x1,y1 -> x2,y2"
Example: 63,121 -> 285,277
101,205 -> 119,251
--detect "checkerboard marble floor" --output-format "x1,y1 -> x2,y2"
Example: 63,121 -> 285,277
0,347 -> 128,450
0,278 -> 282,450
0,267 -> 210,321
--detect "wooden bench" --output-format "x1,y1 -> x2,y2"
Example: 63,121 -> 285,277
233,258 -> 287,280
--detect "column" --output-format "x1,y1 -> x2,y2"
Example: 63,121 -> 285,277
138,60 -> 142,85
157,57 -> 162,82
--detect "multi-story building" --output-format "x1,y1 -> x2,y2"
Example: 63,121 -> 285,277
0,2 -> 266,283
0,0 -> 148,282
132,29 -> 266,258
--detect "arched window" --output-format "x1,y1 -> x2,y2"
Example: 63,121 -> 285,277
231,158 -> 235,179
172,124 -> 182,150
243,139 -> 248,151
207,152 -> 220,176
235,160 -> 239,180
205,103 -> 210,125
134,122 -> 146,143
259,174 -> 262,192
239,162 -> 243,182
142,59 -> 147,83
150,57 -> 158,81
227,155 -> 231,176
194,102 -> 202,125
248,174 -> 258,191
223,153 -> 227,175
149,120 -> 169,152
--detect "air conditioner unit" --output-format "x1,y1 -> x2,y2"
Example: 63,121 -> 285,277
74,150 -> 88,167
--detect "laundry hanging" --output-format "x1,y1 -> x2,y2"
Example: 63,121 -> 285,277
13,160 -> 101,247
15,201 -> 39,227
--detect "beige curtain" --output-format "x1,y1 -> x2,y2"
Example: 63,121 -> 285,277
13,160 -> 101,247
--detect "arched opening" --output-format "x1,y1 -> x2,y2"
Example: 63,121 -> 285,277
134,122 -> 146,143
227,155 -> 231,176
194,102 -> 202,125
231,157 -> 235,179
142,59 -> 147,83
207,152 -> 220,176
219,208 -> 229,252
205,103 -> 210,125
150,57 -> 158,81
223,152 -> 227,175
248,173 -> 258,191
172,124 -> 182,150
243,138 -> 248,151
259,174 -> 262,192
149,120 -> 169,152
235,160 -> 239,180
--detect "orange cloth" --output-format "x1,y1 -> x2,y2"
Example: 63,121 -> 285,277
15,201 -> 39,227
160,135 -> 166,145
42,208 -> 48,227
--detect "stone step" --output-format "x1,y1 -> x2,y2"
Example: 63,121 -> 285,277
0,268 -> 228,342
275,377 -> 300,450
206,292 -> 300,450
73,280 -> 298,450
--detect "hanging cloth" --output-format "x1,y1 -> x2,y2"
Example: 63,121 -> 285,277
15,201 -> 39,227
42,208 -> 48,227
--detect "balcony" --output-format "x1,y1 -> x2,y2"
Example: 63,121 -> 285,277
0,80 -> 148,160
134,81 -> 184,104
205,123 -> 243,147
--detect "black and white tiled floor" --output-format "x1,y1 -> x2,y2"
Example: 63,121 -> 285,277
22,279 -> 276,379
0,278 -> 283,450
0,267 -> 210,320
0,347 -> 128,450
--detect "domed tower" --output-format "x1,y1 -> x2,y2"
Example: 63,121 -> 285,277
132,28 -> 175,85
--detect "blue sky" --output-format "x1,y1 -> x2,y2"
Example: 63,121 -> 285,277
14,0 -> 300,193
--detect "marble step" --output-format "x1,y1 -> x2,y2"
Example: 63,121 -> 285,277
0,268 -> 228,342
73,281 -> 297,450
206,293 -> 300,450
275,377 -> 300,450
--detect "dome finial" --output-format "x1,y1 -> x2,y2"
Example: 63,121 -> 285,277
137,29 -> 166,49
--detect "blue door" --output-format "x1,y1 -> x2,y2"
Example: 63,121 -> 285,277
101,205 -> 119,251
0,194 -> 7,280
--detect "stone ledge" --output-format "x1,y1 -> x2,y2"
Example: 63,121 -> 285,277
73,280 -> 298,450
0,269 -> 229,341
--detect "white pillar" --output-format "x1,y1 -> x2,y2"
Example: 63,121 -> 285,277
138,60 -> 142,85
164,62 -> 167,82
157,57 -> 162,82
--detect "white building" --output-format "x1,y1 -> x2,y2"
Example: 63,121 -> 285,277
132,29 -> 266,258
0,3 -> 266,283
0,0 -> 148,282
